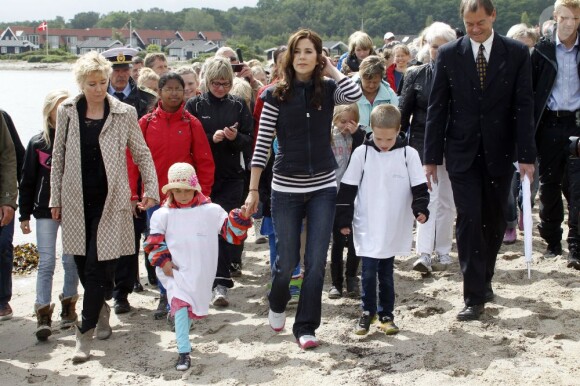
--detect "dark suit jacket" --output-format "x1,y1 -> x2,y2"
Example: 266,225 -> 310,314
424,34 -> 536,176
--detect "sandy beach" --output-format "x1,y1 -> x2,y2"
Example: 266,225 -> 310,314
1,202 -> 579,385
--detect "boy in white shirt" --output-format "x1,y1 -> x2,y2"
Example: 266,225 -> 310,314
335,104 -> 429,335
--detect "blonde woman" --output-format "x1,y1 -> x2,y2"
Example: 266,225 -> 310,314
138,67 -> 160,95
340,31 -> 376,76
50,51 -> 159,362
19,89 -> 79,341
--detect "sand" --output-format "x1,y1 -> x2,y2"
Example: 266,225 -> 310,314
1,206 -> 580,385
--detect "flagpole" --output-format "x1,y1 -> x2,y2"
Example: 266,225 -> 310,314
45,23 -> 48,56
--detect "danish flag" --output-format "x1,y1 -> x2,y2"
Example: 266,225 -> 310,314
37,21 -> 47,31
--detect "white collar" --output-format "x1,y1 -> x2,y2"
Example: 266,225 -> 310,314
470,30 -> 494,61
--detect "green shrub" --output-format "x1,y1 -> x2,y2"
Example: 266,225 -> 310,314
26,55 -> 45,63
40,55 -> 66,63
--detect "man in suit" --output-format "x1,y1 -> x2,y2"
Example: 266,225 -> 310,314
424,0 -> 536,321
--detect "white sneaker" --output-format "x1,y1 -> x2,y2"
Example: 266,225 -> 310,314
212,285 -> 229,307
438,254 -> 452,265
413,253 -> 432,273
297,334 -> 320,349
432,254 -> 452,271
328,286 -> 342,299
268,309 -> 286,332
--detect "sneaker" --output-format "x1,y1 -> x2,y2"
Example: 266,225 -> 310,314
345,276 -> 360,297
268,309 -> 286,332
253,218 -> 268,244
133,281 -> 144,293
154,294 -> 168,320
229,263 -> 242,278
503,227 -> 517,244
297,334 -> 319,349
432,254 -> 452,271
212,285 -> 229,307
377,315 -> 399,335
354,311 -> 377,336
0,303 -> 13,321
288,285 -> 300,305
328,286 -> 342,299
567,247 -> 580,270
175,353 -> 191,371
544,241 -> 562,258
413,253 -> 432,273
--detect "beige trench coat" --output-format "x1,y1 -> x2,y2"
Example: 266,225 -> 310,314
50,93 -> 159,261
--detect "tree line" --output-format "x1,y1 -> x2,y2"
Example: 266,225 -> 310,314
1,0 -> 553,52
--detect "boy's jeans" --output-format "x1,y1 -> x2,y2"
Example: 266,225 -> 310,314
0,218 -> 14,305
360,256 -> 395,320
269,187 -> 336,339
36,218 -> 78,306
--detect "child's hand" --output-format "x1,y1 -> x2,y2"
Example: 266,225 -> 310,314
340,227 -> 351,235
416,213 -> 427,224
162,261 -> 176,277
347,120 -> 358,134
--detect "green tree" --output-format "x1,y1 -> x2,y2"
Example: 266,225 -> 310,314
70,12 -> 100,29
183,9 -> 215,31
146,44 -> 161,53
425,15 -> 434,28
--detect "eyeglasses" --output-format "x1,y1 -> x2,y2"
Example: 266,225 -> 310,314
210,81 -> 232,89
161,88 -> 184,94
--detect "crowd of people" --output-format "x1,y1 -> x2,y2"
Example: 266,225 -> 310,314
0,0 -> 578,372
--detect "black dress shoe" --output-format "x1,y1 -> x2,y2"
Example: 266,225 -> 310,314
567,255 -> 580,270
485,283 -> 495,302
114,298 -> 131,314
457,304 -> 484,321
544,241 -> 562,258
133,281 -> 144,293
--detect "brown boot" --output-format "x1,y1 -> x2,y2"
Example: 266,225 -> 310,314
72,327 -> 94,363
34,303 -> 54,341
59,294 -> 79,329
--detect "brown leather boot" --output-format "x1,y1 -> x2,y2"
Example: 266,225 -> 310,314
35,303 -> 54,341
59,294 -> 79,329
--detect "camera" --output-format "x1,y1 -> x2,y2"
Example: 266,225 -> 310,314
232,63 -> 244,72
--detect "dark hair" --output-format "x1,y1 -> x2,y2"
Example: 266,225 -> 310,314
273,45 -> 287,64
274,29 -> 324,108
158,72 -> 184,90
460,0 -> 495,17
455,27 -> 466,38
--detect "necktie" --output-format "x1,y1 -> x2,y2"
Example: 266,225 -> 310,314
476,44 -> 487,90
114,92 -> 125,101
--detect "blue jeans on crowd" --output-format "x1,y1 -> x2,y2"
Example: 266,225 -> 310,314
361,256 -> 395,320
0,218 -> 14,305
35,218 -> 78,306
269,187 -> 336,339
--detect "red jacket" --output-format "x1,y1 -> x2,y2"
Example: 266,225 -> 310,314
128,102 -> 215,202
386,63 -> 397,92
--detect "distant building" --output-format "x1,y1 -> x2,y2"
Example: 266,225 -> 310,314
166,40 -> 218,60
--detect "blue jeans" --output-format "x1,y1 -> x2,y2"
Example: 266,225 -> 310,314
35,218 -> 78,306
361,256 -> 395,320
0,218 -> 14,305
269,187 -> 336,339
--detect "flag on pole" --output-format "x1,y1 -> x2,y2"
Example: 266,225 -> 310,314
37,21 -> 47,31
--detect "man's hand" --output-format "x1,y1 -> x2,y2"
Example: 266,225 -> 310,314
424,164 -> 438,191
0,206 -> 14,227
519,163 -> 535,184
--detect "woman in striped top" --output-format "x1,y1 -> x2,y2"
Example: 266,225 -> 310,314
244,29 -> 362,349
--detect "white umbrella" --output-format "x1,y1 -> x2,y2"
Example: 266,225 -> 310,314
522,173 -> 533,279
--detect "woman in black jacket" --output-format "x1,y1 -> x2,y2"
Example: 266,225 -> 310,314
185,56 -> 253,307
19,89 -> 79,341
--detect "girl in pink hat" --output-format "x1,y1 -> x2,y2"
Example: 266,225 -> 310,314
143,162 -> 252,371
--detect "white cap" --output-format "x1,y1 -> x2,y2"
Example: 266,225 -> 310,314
384,32 -> 395,40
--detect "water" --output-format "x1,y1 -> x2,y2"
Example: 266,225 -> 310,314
0,69 -> 78,246
0,70 -> 79,144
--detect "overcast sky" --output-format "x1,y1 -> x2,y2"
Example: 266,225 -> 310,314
2,0 -> 259,23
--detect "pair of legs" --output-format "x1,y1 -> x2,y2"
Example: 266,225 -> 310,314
0,219 -> 14,310
113,213 -> 146,306
330,226 -> 359,292
449,161 -> 513,307
360,257 -> 395,319
416,163 -> 455,256
537,115 -> 580,251
75,214 -> 117,333
269,187 -> 336,339
35,218 -> 78,306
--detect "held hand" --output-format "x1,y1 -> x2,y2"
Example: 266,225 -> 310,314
20,220 -> 31,234
424,164 -> 438,191
340,227 -> 351,235
50,207 -> 61,222
244,191 -> 259,217
137,197 -> 156,211
0,206 -> 14,227
131,200 -> 139,217
416,213 -> 427,224
240,204 -> 253,220
213,130 -> 225,143
162,261 -> 175,277
519,163 -> 535,184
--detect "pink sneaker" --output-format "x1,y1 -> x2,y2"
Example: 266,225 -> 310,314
297,335 -> 319,349
268,309 -> 285,332
503,227 -> 517,244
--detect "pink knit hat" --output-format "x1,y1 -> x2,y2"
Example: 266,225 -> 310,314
161,163 -> 202,194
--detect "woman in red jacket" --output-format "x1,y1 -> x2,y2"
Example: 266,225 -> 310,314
129,72 -> 215,319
